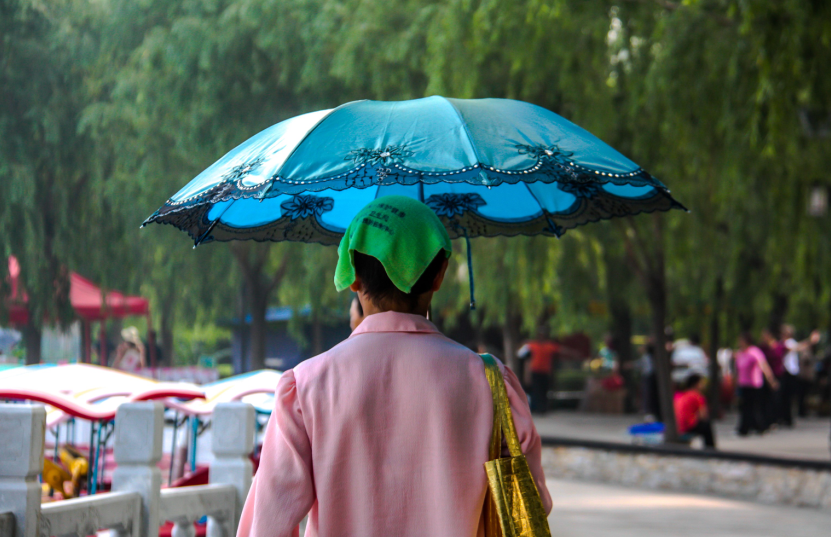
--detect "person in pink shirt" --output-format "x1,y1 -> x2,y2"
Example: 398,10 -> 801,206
734,331 -> 779,436
237,196 -> 552,537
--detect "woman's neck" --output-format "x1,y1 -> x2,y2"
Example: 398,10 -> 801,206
358,294 -> 431,318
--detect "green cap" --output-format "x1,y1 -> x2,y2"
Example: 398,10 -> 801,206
334,196 -> 452,293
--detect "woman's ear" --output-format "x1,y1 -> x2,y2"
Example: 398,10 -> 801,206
349,275 -> 362,293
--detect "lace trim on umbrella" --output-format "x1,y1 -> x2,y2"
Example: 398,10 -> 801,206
148,183 -> 683,247
154,144 -> 662,207
144,145 -> 684,228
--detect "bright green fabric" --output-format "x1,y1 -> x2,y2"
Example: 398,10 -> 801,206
334,196 -> 452,293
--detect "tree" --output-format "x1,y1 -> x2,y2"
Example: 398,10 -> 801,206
0,0 -> 103,362
6,0 -> 831,382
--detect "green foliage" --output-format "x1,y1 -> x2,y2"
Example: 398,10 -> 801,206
173,321 -> 232,365
2,0 -> 831,367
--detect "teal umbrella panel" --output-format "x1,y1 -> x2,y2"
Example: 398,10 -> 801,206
145,96 -> 685,246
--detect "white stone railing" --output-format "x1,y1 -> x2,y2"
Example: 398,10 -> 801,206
0,513 -> 14,537
40,491 -> 142,537
160,485 -> 235,537
0,402 -> 255,537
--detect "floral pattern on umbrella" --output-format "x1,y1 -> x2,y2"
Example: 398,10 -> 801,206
280,195 -> 335,220
425,193 -> 487,217
557,181 -> 602,199
347,145 -> 413,166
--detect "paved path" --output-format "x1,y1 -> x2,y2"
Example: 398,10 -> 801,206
534,412 -> 831,461
547,478 -> 831,536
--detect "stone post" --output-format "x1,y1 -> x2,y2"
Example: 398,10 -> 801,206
0,404 -> 45,537
111,402 -> 163,537
207,403 -> 255,537
171,519 -> 196,537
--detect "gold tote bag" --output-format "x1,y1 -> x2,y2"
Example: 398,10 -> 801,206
480,353 -> 551,537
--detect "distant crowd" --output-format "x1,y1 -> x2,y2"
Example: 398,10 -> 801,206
642,325 -> 827,447
513,323 -> 830,450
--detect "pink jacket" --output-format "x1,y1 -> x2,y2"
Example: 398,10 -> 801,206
736,345 -> 766,388
237,312 -> 551,537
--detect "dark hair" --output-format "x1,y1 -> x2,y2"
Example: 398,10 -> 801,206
685,373 -> 703,390
689,334 -> 701,346
352,294 -> 363,316
739,331 -> 754,346
353,250 -> 446,311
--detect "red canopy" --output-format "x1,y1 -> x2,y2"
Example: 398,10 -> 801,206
5,256 -> 149,325
69,272 -> 149,321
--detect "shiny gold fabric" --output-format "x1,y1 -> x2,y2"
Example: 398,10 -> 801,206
481,354 -> 551,537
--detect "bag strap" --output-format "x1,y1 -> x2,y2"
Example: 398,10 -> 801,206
480,354 -> 522,458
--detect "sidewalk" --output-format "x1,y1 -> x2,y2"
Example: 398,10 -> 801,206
546,478 -> 830,537
533,412 -> 831,461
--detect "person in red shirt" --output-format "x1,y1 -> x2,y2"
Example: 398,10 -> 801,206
518,326 -> 559,414
674,373 -> 716,448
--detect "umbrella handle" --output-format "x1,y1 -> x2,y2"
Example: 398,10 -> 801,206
462,228 -> 476,311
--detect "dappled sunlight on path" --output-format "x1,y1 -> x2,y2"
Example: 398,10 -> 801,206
534,412 -> 831,461
546,478 -> 830,537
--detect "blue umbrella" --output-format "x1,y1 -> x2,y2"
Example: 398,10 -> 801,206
145,97 -> 685,306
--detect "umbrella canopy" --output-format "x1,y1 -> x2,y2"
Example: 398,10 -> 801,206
145,97 -> 684,246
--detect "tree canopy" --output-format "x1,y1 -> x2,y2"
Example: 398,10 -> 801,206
2,0 -> 830,372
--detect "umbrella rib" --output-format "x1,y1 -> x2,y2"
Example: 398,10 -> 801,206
440,97 -> 484,167
194,198 -> 238,247
521,181 -> 559,236
273,100 -> 367,182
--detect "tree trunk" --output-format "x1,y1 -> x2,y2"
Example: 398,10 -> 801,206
501,312 -> 522,374
708,277 -> 724,419
474,314 -> 486,353
247,286 -> 268,371
23,324 -> 42,365
624,214 -> 678,442
312,309 -> 324,356
231,244 -> 292,373
768,292 -> 789,332
610,299 -> 634,412
649,281 -> 678,442
160,310 -> 174,367
647,216 -> 679,443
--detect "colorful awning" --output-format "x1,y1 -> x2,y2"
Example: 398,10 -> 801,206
5,256 -> 150,325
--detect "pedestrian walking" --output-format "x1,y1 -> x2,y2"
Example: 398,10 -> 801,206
783,327 -> 823,420
518,326 -> 559,414
780,325 -> 802,427
237,196 -> 552,537
760,328 -> 785,428
671,334 -> 709,386
735,332 -> 779,436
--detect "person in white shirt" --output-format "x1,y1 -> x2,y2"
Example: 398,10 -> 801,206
781,325 -> 821,424
671,334 -> 709,386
